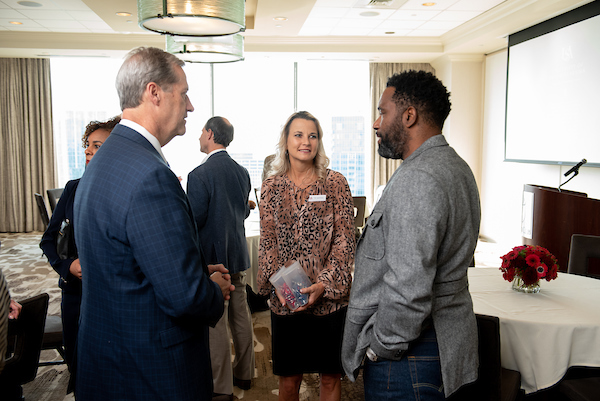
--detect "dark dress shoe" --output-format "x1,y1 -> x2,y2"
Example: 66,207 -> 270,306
233,376 -> 252,390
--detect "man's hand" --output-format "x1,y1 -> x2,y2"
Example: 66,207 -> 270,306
249,200 -> 256,210
9,299 -> 22,319
208,264 -> 235,300
69,258 -> 82,280
294,282 -> 325,312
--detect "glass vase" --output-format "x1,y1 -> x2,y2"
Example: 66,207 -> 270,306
512,276 -> 540,293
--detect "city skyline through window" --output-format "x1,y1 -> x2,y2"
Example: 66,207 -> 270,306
50,55 -> 371,201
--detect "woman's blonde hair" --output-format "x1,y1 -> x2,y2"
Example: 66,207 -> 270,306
266,111 -> 329,181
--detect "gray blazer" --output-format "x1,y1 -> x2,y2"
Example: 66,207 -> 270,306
342,134 -> 480,397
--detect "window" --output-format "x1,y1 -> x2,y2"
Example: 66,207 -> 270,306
50,55 -> 370,198
297,60 -> 370,196
50,57 -> 122,184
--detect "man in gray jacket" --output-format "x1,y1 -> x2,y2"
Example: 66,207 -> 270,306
342,70 -> 480,400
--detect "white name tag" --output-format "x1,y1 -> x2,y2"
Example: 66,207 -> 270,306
308,195 -> 326,202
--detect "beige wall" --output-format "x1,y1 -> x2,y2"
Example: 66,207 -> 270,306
479,49 -> 600,248
431,49 -> 600,253
432,55 -> 484,189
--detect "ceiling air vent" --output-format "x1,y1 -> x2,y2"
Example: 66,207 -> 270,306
368,0 -> 394,5
355,0 -> 409,8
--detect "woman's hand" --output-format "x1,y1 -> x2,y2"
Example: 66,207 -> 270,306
69,258 -> 82,280
293,282 -> 325,312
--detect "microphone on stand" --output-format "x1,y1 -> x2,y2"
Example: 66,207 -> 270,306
564,159 -> 587,177
559,158 -> 587,191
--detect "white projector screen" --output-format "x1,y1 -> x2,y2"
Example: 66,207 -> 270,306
505,2 -> 600,168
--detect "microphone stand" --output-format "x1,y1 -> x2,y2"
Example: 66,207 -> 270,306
558,158 -> 587,192
558,170 -> 578,192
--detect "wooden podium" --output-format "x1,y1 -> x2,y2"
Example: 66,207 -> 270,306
521,185 -> 600,272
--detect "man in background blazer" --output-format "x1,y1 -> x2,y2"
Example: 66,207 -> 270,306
187,117 -> 255,400
74,47 -> 233,401
342,70 -> 481,400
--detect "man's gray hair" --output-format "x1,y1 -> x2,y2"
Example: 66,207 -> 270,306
116,47 -> 185,110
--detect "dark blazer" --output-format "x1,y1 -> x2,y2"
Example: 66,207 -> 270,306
187,151 -> 251,275
73,124 -> 224,401
40,178 -> 81,295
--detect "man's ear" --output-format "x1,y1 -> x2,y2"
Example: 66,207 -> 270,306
207,128 -> 214,141
404,106 -> 417,128
147,82 -> 160,105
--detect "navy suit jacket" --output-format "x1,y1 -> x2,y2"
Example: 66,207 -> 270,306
187,151 -> 251,275
40,178 -> 82,294
74,124 -> 224,401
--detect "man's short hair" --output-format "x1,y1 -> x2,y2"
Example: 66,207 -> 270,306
116,47 -> 185,111
386,70 -> 451,130
205,116 -> 234,147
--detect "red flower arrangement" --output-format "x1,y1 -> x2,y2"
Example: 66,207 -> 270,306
500,245 -> 559,286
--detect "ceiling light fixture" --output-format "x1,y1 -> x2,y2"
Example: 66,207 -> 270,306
273,16 -> 288,21
116,12 -> 132,17
360,11 -> 380,17
166,34 -> 244,63
138,0 -> 245,36
422,2 -> 436,6
17,1 -> 42,7
9,21 -> 23,25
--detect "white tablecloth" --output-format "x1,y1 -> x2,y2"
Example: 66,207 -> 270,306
468,267 -> 600,393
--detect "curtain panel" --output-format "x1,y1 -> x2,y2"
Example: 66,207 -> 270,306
0,58 -> 55,232
369,63 -> 435,202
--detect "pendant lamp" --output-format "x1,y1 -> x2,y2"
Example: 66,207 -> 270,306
138,0 -> 245,36
166,34 -> 244,63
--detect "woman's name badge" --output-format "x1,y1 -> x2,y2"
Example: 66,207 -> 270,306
308,195 -> 326,202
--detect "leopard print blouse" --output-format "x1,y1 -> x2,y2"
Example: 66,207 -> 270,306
257,169 -> 355,316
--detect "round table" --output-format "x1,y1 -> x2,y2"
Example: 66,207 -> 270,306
468,267 -> 600,393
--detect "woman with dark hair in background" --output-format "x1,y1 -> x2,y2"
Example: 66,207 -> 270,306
40,115 -> 120,395
257,111 -> 355,401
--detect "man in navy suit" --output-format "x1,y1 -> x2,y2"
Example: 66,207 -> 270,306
187,117 -> 255,400
74,47 -> 233,401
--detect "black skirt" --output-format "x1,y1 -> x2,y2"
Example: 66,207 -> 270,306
271,307 -> 347,376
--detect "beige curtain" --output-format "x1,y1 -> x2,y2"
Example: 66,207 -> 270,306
369,63 -> 435,201
0,58 -> 55,232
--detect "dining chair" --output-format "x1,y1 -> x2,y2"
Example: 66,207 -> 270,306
449,314 -> 523,401
352,196 -> 367,240
46,187 -> 64,214
0,293 -> 49,397
254,188 -> 260,208
559,369 -> 600,401
34,193 -> 50,228
567,234 -> 600,278
39,315 -> 66,366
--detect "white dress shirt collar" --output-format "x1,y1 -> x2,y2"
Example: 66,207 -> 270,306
119,119 -> 168,165
201,148 -> 227,165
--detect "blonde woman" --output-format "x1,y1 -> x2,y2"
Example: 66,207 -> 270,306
257,111 -> 355,401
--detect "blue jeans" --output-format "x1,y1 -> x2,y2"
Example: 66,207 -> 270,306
363,325 -> 445,401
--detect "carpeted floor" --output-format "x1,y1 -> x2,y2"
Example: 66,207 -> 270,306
1,232 -> 366,401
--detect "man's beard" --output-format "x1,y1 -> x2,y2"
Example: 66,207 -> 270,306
377,119 -> 407,160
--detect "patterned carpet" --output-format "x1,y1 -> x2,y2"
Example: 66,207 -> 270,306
0,232 -> 366,401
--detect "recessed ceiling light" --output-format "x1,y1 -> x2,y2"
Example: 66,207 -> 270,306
360,11 -> 380,17
116,12 -> 132,17
10,21 -> 23,25
273,16 -> 288,21
385,31 -> 395,35
422,2 -> 436,6
275,24 -> 282,28
17,1 -> 42,7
